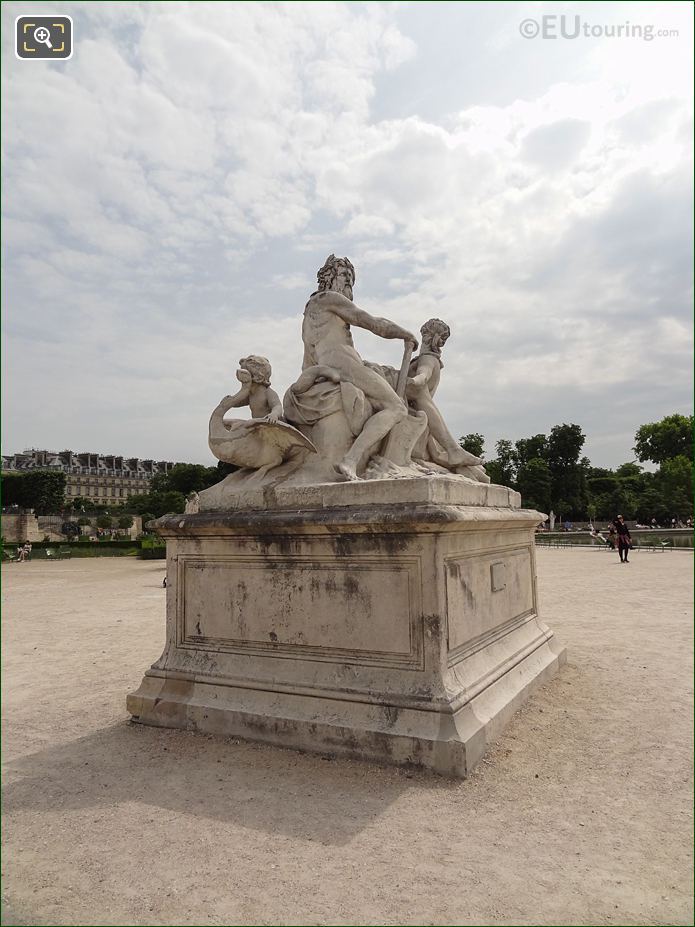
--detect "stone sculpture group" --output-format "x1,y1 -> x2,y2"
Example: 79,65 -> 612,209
198,254 -> 488,511
128,252 -> 565,778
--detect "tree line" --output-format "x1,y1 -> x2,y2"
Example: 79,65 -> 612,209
3,414 -> 691,524
125,463 -> 232,523
459,413 -> 693,523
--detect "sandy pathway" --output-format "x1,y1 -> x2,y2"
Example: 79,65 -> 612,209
2,548 -> 693,926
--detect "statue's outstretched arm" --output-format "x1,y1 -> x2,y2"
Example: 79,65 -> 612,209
321,292 -> 418,348
216,368 -> 253,410
218,386 -> 251,410
210,386 -> 251,433
209,386 -> 250,436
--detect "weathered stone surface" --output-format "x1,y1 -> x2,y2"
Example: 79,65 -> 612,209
127,499 -> 565,777
198,474 -> 519,513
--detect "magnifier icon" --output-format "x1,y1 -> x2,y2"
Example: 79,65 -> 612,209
33,26 -> 53,49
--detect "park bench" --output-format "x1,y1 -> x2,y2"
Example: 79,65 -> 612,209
45,547 -> 72,560
630,540 -> 674,553
535,537 -> 575,549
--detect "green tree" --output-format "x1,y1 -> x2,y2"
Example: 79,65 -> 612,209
634,414 -> 693,465
3,471 -> 66,513
484,460 -> 506,486
31,471 -> 67,513
458,433 -> 485,459
169,463 -> 221,494
486,439 -> 516,487
1,473 -> 23,507
515,434 -> 548,469
128,490 -> 186,518
634,487 -> 670,525
630,415 -> 694,520
546,424 -> 587,517
615,462 -> 643,478
140,513 -> 156,532
657,455 -> 692,516
96,514 -> 113,529
547,423 -> 585,468
607,485 -> 637,521
587,467 -> 618,497
516,458 -> 552,512
127,493 -> 153,515
150,463 -> 223,496
117,514 -> 134,530
149,491 -> 187,517
587,470 -> 625,518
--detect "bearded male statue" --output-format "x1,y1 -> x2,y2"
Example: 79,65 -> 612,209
285,254 -> 420,480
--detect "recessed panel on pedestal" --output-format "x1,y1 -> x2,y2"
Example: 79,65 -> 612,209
177,554 -> 424,668
445,546 -> 536,657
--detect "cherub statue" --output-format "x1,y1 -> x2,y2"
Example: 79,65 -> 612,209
407,319 -> 489,482
208,356 -> 316,475
218,355 -> 283,423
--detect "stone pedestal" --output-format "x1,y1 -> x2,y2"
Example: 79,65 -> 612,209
127,479 -> 565,777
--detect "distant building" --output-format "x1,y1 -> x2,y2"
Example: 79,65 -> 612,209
1,449 -> 175,507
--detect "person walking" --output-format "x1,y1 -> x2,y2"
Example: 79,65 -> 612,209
614,515 -> 632,563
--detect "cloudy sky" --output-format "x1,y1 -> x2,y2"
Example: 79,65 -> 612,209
2,1 -> 693,469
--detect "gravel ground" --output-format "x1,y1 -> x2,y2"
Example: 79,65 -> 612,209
2,548 -> 693,926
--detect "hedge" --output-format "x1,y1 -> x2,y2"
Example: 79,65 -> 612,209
27,539 -> 141,550
1,537 -> 166,560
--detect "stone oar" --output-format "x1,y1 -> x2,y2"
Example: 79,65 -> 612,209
395,342 -> 414,400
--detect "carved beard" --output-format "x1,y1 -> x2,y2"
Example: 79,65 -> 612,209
331,278 -> 353,300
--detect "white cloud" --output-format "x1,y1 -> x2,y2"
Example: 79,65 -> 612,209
1,1 -> 692,468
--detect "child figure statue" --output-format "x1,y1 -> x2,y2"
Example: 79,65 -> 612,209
208,356 -> 315,476
217,355 -> 283,423
407,319 -> 490,483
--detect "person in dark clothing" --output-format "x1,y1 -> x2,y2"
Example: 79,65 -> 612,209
614,514 -> 632,562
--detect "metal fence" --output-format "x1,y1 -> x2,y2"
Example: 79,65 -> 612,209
534,536 -> 680,552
